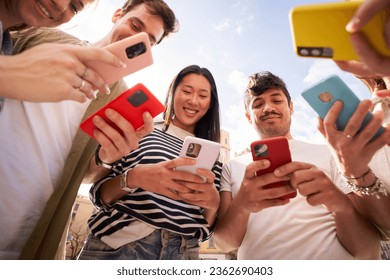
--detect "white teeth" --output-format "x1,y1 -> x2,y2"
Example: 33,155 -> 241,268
37,2 -> 53,19
184,108 -> 196,114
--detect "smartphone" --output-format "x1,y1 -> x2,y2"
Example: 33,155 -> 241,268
301,75 -> 384,140
250,137 -> 296,200
87,32 -> 153,84
80,83 -> 165,139
176,136 -> 221,182
289,1 -> 390,61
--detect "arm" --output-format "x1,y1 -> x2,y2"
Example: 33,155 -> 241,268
318,100 -> 390,231
214,160 -> 293,253
275,162 -> 381,259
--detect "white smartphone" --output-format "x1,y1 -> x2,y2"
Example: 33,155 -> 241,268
176,136 -> 221,181
87,32 -> 153,84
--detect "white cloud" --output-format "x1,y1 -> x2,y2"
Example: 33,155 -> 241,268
227,70 -> 248,95
214,19 -> 231,32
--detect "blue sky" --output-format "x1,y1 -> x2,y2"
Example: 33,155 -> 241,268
64,0 -> 373,156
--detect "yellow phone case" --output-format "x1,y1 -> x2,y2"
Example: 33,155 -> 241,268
289,1 -> 390,60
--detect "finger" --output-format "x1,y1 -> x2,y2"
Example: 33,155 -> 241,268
74,46 -> 126,69
333,60 -> 375,78
137,112 -> 154,136
344,99 -> 373,137
166,157 -> 196,169
351,32 -> 390,76
92,115 -> 127,150
346,0 -> 388,32
274,161 -> 312,177
79,67 -> 111,94
374,89 -> 390,98
317,116 -> 326,137
245,159 -> 270,178
323,100 -> 343,133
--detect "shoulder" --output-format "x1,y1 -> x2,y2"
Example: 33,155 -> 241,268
11,27 -> 83,54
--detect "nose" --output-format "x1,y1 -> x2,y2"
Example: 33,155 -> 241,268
51,0 -> 71,13
263,101 -> 275,113
188,95 -> 199,105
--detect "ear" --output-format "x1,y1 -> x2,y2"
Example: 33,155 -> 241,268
245,112 -> 252,124
112,8 -> 123,23
289,101 -> 294,114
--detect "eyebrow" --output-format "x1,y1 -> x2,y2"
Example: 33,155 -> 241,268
132,17 -> 157,45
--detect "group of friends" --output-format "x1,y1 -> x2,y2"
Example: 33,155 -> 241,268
0,0 -> 389,260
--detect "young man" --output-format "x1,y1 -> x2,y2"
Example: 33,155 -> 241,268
214,71 -> 381,259
0,0 -> 178,259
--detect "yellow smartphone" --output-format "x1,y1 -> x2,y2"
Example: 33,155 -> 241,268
289,1 -> 390,60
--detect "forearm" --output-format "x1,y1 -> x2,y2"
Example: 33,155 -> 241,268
334,197 -> 381,259
214,195 -> 250,253
82,156 -> 111,184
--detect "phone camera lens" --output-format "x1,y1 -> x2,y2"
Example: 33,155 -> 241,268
126,42 -> 146,59
299,48 -> 309,56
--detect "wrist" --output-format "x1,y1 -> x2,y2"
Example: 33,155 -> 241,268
95,145 -> 120,169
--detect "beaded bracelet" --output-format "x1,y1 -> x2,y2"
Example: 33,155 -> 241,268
339,169 -> 389,199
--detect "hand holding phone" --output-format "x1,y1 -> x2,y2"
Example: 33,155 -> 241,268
251,137 -> 296,200
289,1 -> 390,60
80,83 -> 164,139
301,75 -> 384,140
176,136 -> 221,182
87,32 -> 153,84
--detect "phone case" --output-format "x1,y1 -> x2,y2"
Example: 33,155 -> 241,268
301,75 -> 384,139
289,1 -> 390,60
80,83 -> 165,139
251,137 -> 296,200
176,136 -> 221,181
87,32 -> 153,84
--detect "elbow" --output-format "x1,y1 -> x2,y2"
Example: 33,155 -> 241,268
213,231 -> 240,254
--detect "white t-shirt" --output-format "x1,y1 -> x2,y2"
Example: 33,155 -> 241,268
220,139 -> 354,260
0,98 -> 90,259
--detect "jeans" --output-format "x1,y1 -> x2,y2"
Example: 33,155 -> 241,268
78,229 -> 200,260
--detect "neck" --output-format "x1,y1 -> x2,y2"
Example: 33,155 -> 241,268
259,131 -> 293,140
171,119 -> 195,134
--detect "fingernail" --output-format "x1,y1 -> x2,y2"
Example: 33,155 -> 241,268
104,85 -> 111,94
91,90 -> 97,99
346,18 -> 360,33
119,61 -> 127,68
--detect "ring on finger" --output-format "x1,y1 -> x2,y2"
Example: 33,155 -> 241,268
346,134 -> 353,139
76,80 -> 86,91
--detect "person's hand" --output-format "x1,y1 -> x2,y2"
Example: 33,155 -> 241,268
343,0 -> 390,76
177,169 -> 220,210
318,100 -> 390,178
274,162 -> 352,213
233,160 -> 294,214
94,110 -> 154,164
128,157 -> 206,200
0,43 -> 125,102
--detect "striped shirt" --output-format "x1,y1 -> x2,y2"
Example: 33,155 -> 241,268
88,127 -> 222,245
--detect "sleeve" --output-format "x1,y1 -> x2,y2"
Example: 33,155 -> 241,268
220,160 -> 234,193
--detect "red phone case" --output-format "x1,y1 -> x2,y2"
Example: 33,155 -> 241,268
250,137 -> 296,200
87,32 -> 153,84
80,83 -> 165,139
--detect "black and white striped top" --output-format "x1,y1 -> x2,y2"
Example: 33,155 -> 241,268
88,128 -> 222,243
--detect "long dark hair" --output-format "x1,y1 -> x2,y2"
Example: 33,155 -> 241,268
163,65 -> 220,143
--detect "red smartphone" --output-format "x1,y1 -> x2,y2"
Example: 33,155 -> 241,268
250,137 -> 296,200
87,32 -> 153,85
80,83 -> 165,139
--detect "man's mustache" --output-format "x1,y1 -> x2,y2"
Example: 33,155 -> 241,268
260,112 -> 282,121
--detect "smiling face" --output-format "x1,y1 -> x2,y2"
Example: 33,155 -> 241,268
2,0 -> 93,30
171,73 -> 212,134
246,88 -> 293,139
109,4 -> 164,46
